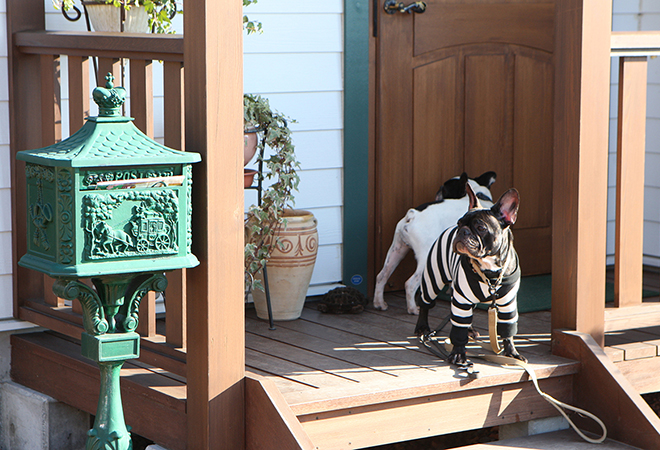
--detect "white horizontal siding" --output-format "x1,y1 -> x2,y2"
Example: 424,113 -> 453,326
245,5 -> 344,293
609,0 -> 660,267
0,0 -> 12,322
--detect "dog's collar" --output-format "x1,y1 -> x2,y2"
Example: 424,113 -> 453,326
470,259 -> 504,304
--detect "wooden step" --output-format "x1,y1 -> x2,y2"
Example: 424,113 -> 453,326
10,331 -> 187,450
452,429 -> 641,449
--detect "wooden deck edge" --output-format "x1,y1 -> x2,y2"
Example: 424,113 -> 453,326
552,329 -> 660,449
245,374 -> 315,450
604,303 -> 660,332
10,331 -> 186,450
296,374 -> 574,450
286,360 -> 580,416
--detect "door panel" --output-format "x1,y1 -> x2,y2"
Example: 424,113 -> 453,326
414,1 -> 555,56
413,56 -> 462,206
374,0 -> 555,293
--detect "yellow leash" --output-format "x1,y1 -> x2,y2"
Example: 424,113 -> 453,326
441,336 -> 608,444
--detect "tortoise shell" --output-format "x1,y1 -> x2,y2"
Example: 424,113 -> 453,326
317,287 -> 368,314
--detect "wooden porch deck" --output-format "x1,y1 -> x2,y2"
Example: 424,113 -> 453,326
245,292 -> 580,449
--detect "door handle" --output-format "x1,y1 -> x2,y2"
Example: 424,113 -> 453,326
383,0 -> 426,14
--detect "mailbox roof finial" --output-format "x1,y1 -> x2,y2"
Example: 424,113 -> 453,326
92,72 -> 126,117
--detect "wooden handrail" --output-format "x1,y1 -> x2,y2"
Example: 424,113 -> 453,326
14,30 -> 183,61
611,31 -> 660,56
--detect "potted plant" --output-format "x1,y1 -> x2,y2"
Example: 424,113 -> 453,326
243,95 -> 318,321
54,0 -> 177,34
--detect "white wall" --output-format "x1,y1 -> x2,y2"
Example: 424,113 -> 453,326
243,1 -> 344,294
610,0 -> 660,267
0,0 -> 16,325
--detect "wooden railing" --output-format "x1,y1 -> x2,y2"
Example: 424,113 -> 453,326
13,30 -> 189,376
605,31 -> 660,332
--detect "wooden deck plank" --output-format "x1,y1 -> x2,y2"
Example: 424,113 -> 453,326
247,311 -> 438,372
246,332 -> 398,384
245,348 -> 353,390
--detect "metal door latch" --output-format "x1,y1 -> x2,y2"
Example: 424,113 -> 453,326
383,0 -> 426,14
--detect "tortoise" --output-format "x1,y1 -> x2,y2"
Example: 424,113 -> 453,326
317,286 -> 368,314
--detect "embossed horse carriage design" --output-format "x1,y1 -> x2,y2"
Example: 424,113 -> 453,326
131,210 -> 172,253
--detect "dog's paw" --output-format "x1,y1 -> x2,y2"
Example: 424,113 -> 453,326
414,323 -> 430,336
407,305 -> 420,315
372,300 -> 388,311
502,338 -> 527,363
448,346 -> 469,366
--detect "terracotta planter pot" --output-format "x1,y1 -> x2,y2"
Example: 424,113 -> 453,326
244,128 -> 259,166
83,2 -> 149,33
252,210 -> 318,321
244,168 -> 258,188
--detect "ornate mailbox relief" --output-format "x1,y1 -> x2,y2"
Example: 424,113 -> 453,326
82,190 -> 180,260
25,164 -> 55,252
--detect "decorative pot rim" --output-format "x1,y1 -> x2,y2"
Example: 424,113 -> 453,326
281,209 -> 315,222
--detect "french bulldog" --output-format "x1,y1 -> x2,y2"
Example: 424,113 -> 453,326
414,184 -> 524,366
373,172 -> 496,315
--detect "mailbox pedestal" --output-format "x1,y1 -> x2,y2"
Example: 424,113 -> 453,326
16,74 -> 200,450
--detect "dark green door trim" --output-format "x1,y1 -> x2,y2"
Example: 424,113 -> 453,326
343,0 -> 370,295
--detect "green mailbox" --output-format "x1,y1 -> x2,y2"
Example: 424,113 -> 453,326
17,76 -> 199,277
16,74 -> 200,450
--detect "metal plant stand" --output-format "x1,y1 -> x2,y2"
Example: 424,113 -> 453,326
245,130 -> 276,330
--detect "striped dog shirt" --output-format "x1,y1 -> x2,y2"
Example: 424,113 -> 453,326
419,226 -> 521,347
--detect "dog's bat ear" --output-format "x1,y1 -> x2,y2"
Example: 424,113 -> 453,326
466,182 -> 483,210
492,188 -> 520,227
475,171 -> 497,188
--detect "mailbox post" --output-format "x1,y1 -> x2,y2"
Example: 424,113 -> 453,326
16,74 -> 200,450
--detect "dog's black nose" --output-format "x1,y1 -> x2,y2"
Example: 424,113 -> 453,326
458,226 -> 471,238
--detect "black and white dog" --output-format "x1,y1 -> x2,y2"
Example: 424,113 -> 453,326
373,172 -> 497,315
415,184 -> 525,365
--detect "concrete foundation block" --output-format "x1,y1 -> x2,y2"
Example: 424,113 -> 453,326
0,381 -> 89,450
499,415 -> 569,440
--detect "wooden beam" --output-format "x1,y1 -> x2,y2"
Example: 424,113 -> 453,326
553,330 -> 660,448
129,59 -> 154,138
11,332 -> 187,450
7,0 -> 48,314
298,375 -> 573,449
15,31 -> 184,62
552,0 -> 611,346
611,31 -> 660,56
614,56 -> 647,308
245,375 -> 314,450
184,0 -> 245,448
67,55 -> 91,131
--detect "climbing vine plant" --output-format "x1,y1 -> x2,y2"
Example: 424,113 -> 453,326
244,94 -> 300,291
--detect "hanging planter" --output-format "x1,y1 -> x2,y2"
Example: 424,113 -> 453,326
82,1 -> 149,33
54,0 -> 177,34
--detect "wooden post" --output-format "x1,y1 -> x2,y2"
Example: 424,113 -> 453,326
614,56 -> 647,308
184,0 -> 245,449
552,0 -> 612,346
7,0 -> 48,314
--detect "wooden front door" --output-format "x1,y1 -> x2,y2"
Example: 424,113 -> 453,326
373,0 -> 555,292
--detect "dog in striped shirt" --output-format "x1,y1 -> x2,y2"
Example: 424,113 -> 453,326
414,184 -> 525,365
